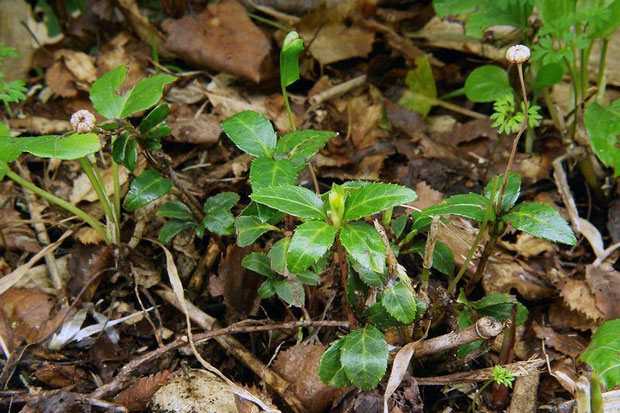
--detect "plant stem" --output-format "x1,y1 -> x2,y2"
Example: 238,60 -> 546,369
5,169 -> 110,244
3,101 -> 13,118
421,216 -> 439,290
596,38 -> 609,102
77,157 -> 119,244
336,238 -> 357,327
471,380 -> 493,413
431,95 -> 487,119
110,136 -> 122,223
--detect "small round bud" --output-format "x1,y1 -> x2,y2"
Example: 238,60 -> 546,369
505,45 -> 530,64
70,110 -> 96,134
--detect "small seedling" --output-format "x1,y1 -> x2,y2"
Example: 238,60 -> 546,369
0,44 -> 27,118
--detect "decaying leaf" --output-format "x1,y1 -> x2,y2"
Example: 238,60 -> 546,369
114,371 -> 174,411
219,245 -> 262,321
66,245 -> 114,301
0,207 -> 40,253
585,264 -> 620,321
559,279 -> 604,321
272,344 -> 348,413
45,50 -> 97,97
162,0 -> 272,82
532,322 -> 586,358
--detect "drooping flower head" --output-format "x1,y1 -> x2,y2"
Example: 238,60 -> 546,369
70,110 -> 96,134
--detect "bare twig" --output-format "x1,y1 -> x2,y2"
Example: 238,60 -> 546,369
412,359 -> 545,385
0,389 -> 128,412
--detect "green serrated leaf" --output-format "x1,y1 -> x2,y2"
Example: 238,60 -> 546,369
0,134 -> 101,162
340,326 -> 389,390
274,130 -> 335,170
296,270 -> 320,285
235,216 -> 278,247
319,337 -> 352,387
504,202 -> 576,245
242,252 -> 276,277
364,302 -> 406,329
221,111 -> 277,158
344,183 -> 417,221
339,221 -> 386,274
274,279 -> 305,307
287,221 -> 336,273
484,173 -> 521,212
158,219 -> 196,244
204,192 -> 239,214
465,65 -> 513,103
90,65 -> 176,119
584,100 -> 620,177
252,184 -> 326,220
406,241 -> 454,276
157,200 -> 194,221
123,169 -> 172,211
269,237 -> 290,275
202,210 -> 235,235
472,293 -> 529,325
391,215 -> 408,238
280,31 -> 304,88
421,193 -> 492,222
381,282 -> 417,324
249,157 -> 298,190
580,319 -> 620,389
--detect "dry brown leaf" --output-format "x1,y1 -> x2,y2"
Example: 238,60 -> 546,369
0,288 -> 71,350
66,245 -> 114,301
272,344 -> 348,413
70,164 -> 130,204
97,32 -> 148,87
559,279 -> 604,321
114,370 -> 174,411
300,22 -> 375,65
410,181 -> 444,211
162,0 -> 272,82
169,115 -> 221,144
34,365 -> 91,389
0,207 -> 39,253
7,117 -> 72,135
500,233 -> 555,258
348,95 -> 387,149
548,302 -> 598,332
532,322 -> 586,358
585,264 -> 620,321
220,245 -> 261,321
45,50 -> 96,97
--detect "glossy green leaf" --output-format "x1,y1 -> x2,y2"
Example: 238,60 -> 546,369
504,202 -> 576,245
339,222 -> 386,274
580,319 -> 620,389
123,169 -> 172,211
221,110 -> 277,157
280,31 -> 304,88
252,184 -> 326,220
535,0 -> 575,26
318,337 -> 352,387
465,65 -> 512,103
257,279 -> 276,298
534,63 -> 565,90
350,258 -> 384,287
274,130 -> 335,170
287,221 -> 336,273
296,270 -> 320,285
90,64 -> 176,119
0,122 -> 9,136
472,293 -> 529,325
242,252 -> 276,277
484,173 -> 521,212
391,215 -> 408,238
239,202 -> 283,225
421,193 -> 492,222
235,216 -> 278,247
344,183 -> 417,221
268,237 -> 290,275
381,282 -> 417,324
0,133 -> 101,162
341,326 -> 389,390
158,219 -> 196,244
157,200 -> 194,221
204,192 -> 239,214
398,55 -> 437,116
112,133 -> 137,171
364,302 -> 405,330
202,211 -> 235,235
274,279 -> 305,307
588,0 -> 620,39
249,157 -> 298,190
140,103 -> 169,132
406,241 -> 454,276
584,100 -> 620,177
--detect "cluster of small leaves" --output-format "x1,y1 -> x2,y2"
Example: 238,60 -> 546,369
490,93 -> 542,134
456,292 -> 529,357
157,193 -> 239,244
492,365 -> 515,388
420,173 -> 577,245
0,45 -> 27,105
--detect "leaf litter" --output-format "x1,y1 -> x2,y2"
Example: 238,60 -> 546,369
0,1 -> 618,412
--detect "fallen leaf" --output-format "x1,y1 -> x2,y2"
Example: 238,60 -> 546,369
299,21 -> 375,65
45,50 -> 96,97
97,32 -> 148,88
559,279 -> 604,321
585,264 -> 620,321
66,245 -> 114,301
410,181 -> 444,210
7,117 -> 72,135
219,245 -> 261,321
500,233 -> 555,258
548,302 -> 598,332
162,0 -> 272,82
34,365 -> 91,390
114,370 -> 174,411
348,94 -> 387,149
169,115 -> 221,144
70,164 -> 130,204
272,344 -> 348,413
0,207 -> 40,253
532,322 -> 586,358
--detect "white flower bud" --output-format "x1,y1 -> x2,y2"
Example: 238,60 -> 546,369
505,45 -> 530,64
70,110 -> 96,134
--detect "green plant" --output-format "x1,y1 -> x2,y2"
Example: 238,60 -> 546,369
1,64 -> 177,245
580,318 -> 620,391
471,365 -> 515,412
0,44 -> 27,118
490,93 -> 542,134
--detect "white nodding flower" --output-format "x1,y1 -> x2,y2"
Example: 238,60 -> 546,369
505,45 -> 530,64
70,110 -> 96,134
